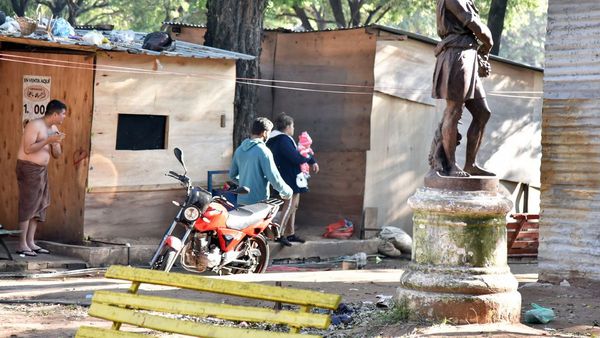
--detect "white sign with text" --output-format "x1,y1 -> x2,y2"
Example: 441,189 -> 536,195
23,75 -> 51,123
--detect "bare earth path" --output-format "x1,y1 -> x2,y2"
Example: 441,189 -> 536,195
0,261 -> 599,337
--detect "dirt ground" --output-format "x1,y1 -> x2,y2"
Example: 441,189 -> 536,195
1,259 -> 599,338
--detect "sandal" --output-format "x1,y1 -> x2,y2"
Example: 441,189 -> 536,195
33,248 -> 50,254
16,250 -> 37,257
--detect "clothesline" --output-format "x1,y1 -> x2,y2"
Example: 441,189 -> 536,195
0,53 -> 542,99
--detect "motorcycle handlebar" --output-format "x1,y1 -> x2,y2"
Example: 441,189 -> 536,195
166,171 -> 189,184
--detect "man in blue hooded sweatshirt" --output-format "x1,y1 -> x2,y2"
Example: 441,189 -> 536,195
229,117 -> 293,206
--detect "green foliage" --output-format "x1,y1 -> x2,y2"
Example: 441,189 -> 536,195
75,0 -> 207,30
1,0 -> 546,67
0,2 -> 12,15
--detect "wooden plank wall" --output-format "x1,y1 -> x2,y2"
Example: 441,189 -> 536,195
256,31 -> 277,118
167,26 -> 206,45
365,91 -> 441,235
166,26 -> 278,121
365,38 -> 543,235
0,51 -> 94,243
85,52 -> 236,241
270,29 -> 377,226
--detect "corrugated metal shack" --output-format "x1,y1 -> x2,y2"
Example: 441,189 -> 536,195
540,2 -> 600,282
0,30 -> 252,243
165,23 -> 543,237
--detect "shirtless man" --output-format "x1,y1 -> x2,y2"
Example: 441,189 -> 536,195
16,100 -> 67,256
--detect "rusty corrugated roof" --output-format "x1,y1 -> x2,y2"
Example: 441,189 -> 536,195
0,29 -> 254,60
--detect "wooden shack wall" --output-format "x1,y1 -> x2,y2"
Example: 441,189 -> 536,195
365,38 -> 543,234
167,26 -> 206,45
0,51 -> 94,243
269,29 -> 376,226
84,52 -> 235,241
539,1 -> 600,282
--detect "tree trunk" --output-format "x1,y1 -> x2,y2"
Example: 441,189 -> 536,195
10,0 -> 29,17
66,0 -> 80,25
204,0 -> 267,149
49,2 -> 67,18
292,5 -> 314,31
42,0 -> 68,18
347,0 -> 362,27
487,0 -> 508,55
329,0 -> 346,28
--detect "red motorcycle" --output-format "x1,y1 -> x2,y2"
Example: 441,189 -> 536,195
149,148 -> 282,274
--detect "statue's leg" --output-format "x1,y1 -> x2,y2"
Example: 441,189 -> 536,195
442,100 -> 469,177
464,98 -> 495,176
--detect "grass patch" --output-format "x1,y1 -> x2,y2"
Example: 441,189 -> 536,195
379,297 -> 412,324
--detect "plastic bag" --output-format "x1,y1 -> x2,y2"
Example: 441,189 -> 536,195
142,31 -> 174,51
51,18 -> 74,37
0,11 -> 6,26
323,219 -> 354,239
524,303 -> 555,324
379,226 -> 412,254
110,30 -> 135,43
378,240 -> 403,258
0,17 -> 20,34
82,31 -> 105,46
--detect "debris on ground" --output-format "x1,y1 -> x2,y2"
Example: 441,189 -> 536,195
560,279 -> 571,287
378,240 -> 403,258
323,219 -> 354,239
524,303 -> 556,324
375,295 -> 394,309
378,226 -> 412,257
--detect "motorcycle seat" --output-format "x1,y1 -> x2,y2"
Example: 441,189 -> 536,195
226,203 -> 272,230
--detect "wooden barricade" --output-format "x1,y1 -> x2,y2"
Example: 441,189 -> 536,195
76,265 -> 341,338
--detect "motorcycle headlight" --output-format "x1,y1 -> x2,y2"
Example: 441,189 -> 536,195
183,206 -> 200,222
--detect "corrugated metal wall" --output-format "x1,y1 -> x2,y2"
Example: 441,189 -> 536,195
540,1 -> 600,282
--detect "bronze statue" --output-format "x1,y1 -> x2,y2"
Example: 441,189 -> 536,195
429,0 -> 495,177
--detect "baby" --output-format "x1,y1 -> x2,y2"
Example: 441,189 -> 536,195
297,131 -> 314,180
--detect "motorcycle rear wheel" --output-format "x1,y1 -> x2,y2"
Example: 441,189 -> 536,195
232,234 -> 270,274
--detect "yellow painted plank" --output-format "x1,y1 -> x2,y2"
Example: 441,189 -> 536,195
112,281 -> 141,330
105,265 -> 341,310
75,326 -> 155,338
88,303 -> 322,338
93,290 -> 331,329
290,306 -> 312,334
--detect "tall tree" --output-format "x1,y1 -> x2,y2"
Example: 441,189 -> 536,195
487,0 -> 508,55
10,0 -> 30,16
204,0 -> 268,148
64,0 -> 109,25
270,0 -> 405,31
37,0 -> 68,18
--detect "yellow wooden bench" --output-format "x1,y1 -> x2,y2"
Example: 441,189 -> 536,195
0,224 -> 22,260
76,265 -> 342,337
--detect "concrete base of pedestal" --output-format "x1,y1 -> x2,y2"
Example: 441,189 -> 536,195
396,287 -> 521,324
398,181 -> 521,324
397,264 -> 521,323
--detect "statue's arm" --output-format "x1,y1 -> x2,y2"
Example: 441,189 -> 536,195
467,21 -> 493,55
445,0 -> 494,54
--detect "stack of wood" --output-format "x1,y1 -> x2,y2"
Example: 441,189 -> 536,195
507,213 -> 539,258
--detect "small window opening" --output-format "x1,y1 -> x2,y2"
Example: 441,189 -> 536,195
116,114 -> 167,150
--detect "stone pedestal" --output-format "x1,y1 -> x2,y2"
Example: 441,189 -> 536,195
396,176 -> 521,324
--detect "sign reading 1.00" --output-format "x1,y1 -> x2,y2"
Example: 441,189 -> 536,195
23,75 -> 51,123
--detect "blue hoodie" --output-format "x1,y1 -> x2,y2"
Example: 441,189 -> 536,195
229,138 -> 293,205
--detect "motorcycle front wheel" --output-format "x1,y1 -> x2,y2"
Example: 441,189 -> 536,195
154,249 -> 177,272
232,234 -> 270,274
